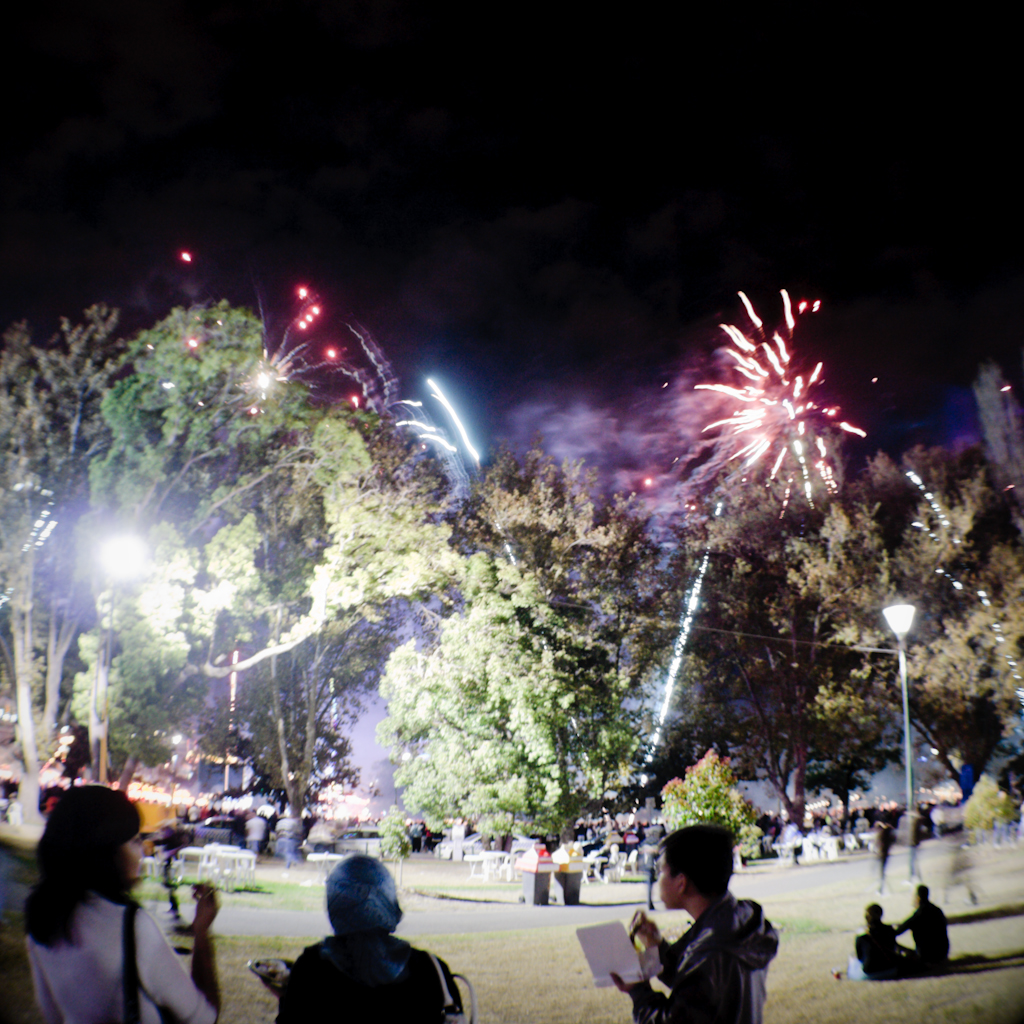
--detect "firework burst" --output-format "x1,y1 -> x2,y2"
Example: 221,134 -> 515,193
696,290 -> 864,511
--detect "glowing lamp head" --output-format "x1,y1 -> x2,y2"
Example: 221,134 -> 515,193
297,286 -> 308,299
180,251 -> 192,262
883,603 -> 916,638
311,306 -> 320,315
326,348 -> 337,359
298,321 -> 308,330
644,477 -> 653,487
99,536 -> 148,579
249,406 -> 259,415
351,394 -> 360,407
187,338 -> 198,349
256,373 -> 270,389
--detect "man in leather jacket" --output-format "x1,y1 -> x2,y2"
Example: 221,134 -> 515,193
613,824 -> 779,1024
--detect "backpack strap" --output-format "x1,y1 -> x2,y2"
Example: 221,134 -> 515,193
427,953 -> 477,1023
123,903 -> 141,1024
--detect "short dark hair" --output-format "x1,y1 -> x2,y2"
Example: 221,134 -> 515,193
917,884 -> 930,901
660,825 -> 734,896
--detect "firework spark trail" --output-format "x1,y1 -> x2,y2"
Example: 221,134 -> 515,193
905,470 -> 1022,701
646,500 -> 721,762
427,378 -> 481,466
695,289 -> 863,516
647,290 -> 866,760
0,485 -> 59,610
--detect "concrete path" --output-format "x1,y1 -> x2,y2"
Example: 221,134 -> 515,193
173,844 -> 944,939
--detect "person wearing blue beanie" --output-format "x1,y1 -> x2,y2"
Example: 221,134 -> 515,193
275,855 -> 462,1022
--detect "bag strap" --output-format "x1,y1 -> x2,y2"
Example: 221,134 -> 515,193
428,953 -> 457,1012
427,954 -> 476,1024
123,902 -> 141,1024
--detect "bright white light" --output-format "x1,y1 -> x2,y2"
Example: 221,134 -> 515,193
883,603 -> 916,637
99,536 -> 148,579
427,378 -> 480,465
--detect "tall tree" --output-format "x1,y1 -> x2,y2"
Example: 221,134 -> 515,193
672,483 -> 894,826
82,302 -> 457,804
379,448 -> 668,834
0,307 -> 121,819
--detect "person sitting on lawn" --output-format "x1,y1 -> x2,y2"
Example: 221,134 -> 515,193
895,885 -> 949,966
612,824 -> 779,1023
849,904 -> 906,980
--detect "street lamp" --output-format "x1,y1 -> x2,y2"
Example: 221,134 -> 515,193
883,602 -> 919,881
94,535 -> 147,784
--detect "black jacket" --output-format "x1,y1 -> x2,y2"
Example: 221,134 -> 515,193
629,893 -> 779,1024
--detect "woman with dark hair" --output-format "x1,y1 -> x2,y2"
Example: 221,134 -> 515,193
25,785 -> 220,1024
275,855 -> 467,1022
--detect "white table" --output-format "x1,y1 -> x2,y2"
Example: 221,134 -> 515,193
307,852 -> 345,883
480,850 -> 513,882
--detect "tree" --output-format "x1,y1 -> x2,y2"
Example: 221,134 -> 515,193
671,482 -> 893,826
805,688 -> 899,827
379,805 -> 412,887
848,449 -> 1024,793
378,447 -> 668,835
0,307 -> 122,819
80,302 -> 458,805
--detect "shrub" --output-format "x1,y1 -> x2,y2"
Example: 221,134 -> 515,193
661,749 -> 758,844
963,775 -> 1016,831
379,805 -> 412,861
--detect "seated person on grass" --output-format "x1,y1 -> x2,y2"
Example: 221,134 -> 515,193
894,885 -> 949,967
849,904 -> 908,980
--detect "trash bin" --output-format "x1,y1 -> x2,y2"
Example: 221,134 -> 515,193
515,845 -> 555,905
552,842 -> 584,905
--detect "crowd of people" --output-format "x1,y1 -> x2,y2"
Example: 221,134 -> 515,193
22,790 -> 785,1024
14,783 -> 1015,1023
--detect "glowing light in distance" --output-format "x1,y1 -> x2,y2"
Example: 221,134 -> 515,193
187,338 -> 198,349
1002,385 -> 1013,392
644,477 -> 653,487
427,377 -> 480,465
351,395 -> 360,407
326,348 -> 337,359
180,251 -> 192,262
297,286 -> 308,299
256,373 -> 270,389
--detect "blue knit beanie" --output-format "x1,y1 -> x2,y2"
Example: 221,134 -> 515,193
326,855 -> 402,935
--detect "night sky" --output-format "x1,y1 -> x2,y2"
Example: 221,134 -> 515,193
5,3 -> 1021,792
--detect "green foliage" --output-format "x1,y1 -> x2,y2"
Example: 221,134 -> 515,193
76,302 -> 456,802
963,775 -> 1018,830
660,750 -> 756,840
379,806 -> 412,861
379,447 -> 668,833
0,306 -> 123,813
844,448 -> 1024,785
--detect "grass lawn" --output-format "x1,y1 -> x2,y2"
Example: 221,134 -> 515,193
3,844 -> 1023,1024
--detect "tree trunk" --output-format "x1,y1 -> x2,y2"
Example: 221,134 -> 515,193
42,604 -> 78,742
118,754 -> 139,792
11,573 -> 43,825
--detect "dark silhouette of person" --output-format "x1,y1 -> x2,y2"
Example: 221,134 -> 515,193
895,885 -> 949,966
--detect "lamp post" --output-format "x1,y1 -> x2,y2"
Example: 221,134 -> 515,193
95,536 -> 147,784
883,602 -> 919,881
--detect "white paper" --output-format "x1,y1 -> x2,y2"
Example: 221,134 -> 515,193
576,921 -> 658,988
